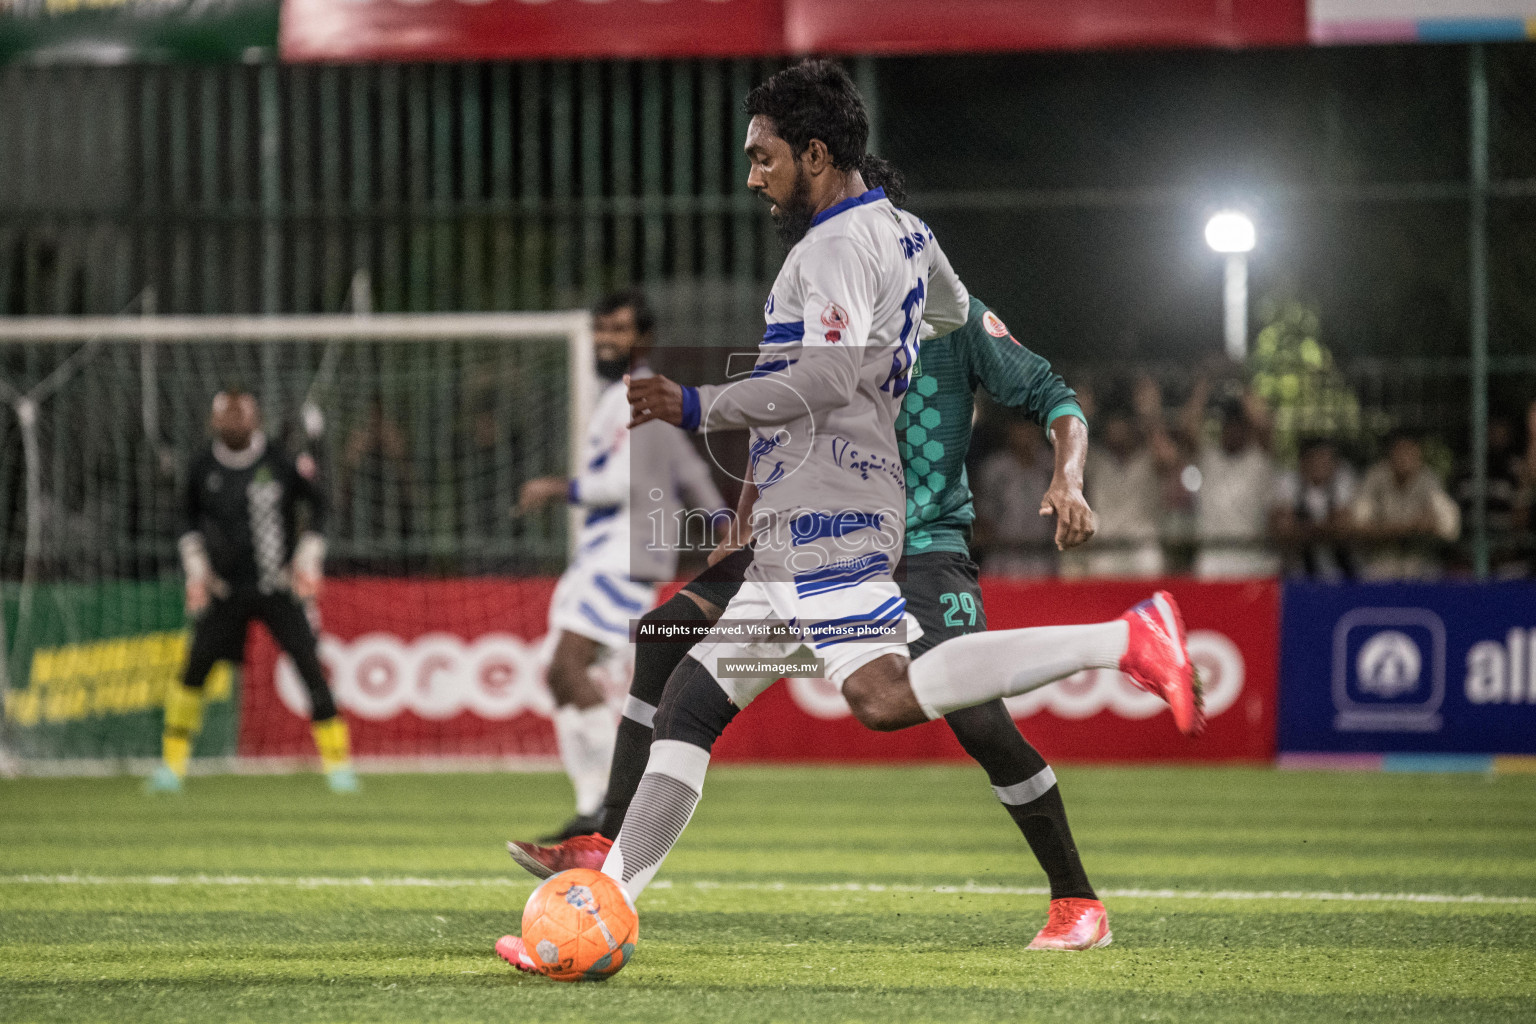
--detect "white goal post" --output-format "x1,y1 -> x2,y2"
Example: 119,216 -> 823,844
0,311 -> 596,559
0,310 -> 596,773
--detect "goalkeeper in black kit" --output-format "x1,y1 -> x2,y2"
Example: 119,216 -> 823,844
146,389 -> 356,794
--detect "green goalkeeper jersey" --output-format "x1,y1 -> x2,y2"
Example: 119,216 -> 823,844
897,296 -> 1084,556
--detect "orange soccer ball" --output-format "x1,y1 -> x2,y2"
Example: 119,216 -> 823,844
520,869 -> 639,982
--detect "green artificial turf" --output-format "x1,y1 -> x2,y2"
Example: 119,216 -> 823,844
2,765 -> 1534,1023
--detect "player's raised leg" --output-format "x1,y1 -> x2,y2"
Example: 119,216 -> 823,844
837,588 -> 1199,735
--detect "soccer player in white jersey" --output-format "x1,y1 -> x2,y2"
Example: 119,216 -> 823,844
500,62 -> 1200,968
517,290 -> 726,842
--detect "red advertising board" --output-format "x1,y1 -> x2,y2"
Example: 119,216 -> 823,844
786,0 -> 1304,56
279,0 -> 1305,62
240,576 -> 1277,764
280,0 -> 785,62
241,577 -> 565,759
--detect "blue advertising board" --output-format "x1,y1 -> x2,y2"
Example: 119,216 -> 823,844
1280,581 -> 1536,754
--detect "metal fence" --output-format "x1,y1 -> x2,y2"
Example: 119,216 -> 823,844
0,320 -> 585,583
1,45 -> 1533,574
0,59 -> 812,341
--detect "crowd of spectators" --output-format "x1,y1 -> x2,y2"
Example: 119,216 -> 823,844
972,375 -> 1536,581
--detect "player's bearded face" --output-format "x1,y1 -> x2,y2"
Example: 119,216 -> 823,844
765,163 -> 815,251
744,117 -> 814,249
593,307 -> 641,381
211,393 -> 259,450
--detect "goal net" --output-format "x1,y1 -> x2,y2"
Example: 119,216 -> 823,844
0,311 -> 604,775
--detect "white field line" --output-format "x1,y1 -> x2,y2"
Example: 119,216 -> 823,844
1,874 -> 1533,907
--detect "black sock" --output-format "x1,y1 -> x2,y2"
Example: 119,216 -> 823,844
1002,784 -> 1096,901
598,593 -> 708,840
598,718 -> 652,840
944,699 -> 1096,901
611,656 -> 738,890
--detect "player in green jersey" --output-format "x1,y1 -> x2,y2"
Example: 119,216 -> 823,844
900,295 -> 1089,559
507,291 -> 1118,951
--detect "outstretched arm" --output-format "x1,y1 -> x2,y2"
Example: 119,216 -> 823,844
566,432 -> 630,507
630,235 -> 877,434
958,303 -> 1092,549
1040,416 -> 1094,550
626,346 -> 861,433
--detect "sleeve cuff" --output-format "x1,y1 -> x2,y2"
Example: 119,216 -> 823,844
679,386 -> 702,433
177,531 -> 211,582
566,479 -> 581,504
1045,403 -> 1088,431
293,532 -> 327,577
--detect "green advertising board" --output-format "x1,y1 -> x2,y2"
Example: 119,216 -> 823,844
0,0 -> 277,63
2,578 -> 238,764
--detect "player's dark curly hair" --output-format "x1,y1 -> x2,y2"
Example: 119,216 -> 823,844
857,154 -> 907,207
745,59 -> 869,172
593,288 -> 656,336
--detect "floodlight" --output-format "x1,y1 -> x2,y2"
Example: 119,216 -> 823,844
1205,211 -> 1256,254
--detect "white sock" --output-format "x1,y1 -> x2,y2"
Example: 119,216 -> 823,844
907,621 -> 1129,719
601,739 -> 710,901
553,703 -> 618,817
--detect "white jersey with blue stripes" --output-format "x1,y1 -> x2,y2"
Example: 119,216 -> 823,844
569,369 -> 725,581
686,186 -> 968,568
675,188 -> 969,688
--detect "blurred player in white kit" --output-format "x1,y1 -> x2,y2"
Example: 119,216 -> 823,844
518,290 -> 726,841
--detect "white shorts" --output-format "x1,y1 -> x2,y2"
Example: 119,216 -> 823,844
692,573 -> 922,708
548,560 -> 657,651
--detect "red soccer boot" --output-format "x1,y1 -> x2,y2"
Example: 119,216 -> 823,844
507,832 -> 613,880
1118,590 -> 1205,736
1027,898 -> 1113,951
495,934 -> 538,973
